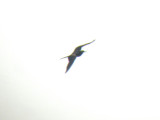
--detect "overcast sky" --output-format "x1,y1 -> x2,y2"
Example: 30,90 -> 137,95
0,0 -> 160,120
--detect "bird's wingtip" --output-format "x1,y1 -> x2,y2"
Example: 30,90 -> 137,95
92,39 -> 96,42
60,56 -> 68,59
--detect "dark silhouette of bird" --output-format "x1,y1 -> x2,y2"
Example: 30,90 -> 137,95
61,40 -> 95,73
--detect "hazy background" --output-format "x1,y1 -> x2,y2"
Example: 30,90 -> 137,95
0,0 -> 160,120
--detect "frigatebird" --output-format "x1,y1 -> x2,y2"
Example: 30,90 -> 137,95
61,40 -> 95,73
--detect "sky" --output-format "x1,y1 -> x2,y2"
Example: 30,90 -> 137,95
0,0 -> 160,120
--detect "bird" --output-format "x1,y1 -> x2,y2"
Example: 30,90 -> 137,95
61,40 -> 95,73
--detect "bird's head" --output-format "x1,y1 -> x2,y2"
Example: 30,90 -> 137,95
76,50 -> 86,57
81,50 -> 86,53
81,50 -> 86,54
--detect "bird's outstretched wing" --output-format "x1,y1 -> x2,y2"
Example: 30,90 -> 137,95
65,56 -> 76,73
73,40 -> 95,54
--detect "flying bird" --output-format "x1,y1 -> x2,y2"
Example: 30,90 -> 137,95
61,40 -> 95,73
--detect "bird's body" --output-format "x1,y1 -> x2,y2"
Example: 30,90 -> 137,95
61,40 -> 95,73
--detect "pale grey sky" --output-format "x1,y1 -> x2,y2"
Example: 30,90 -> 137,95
0,0 -> 160,120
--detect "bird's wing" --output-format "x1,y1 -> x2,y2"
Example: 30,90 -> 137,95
73,40 -> 95,54
65,56 -> 76,73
